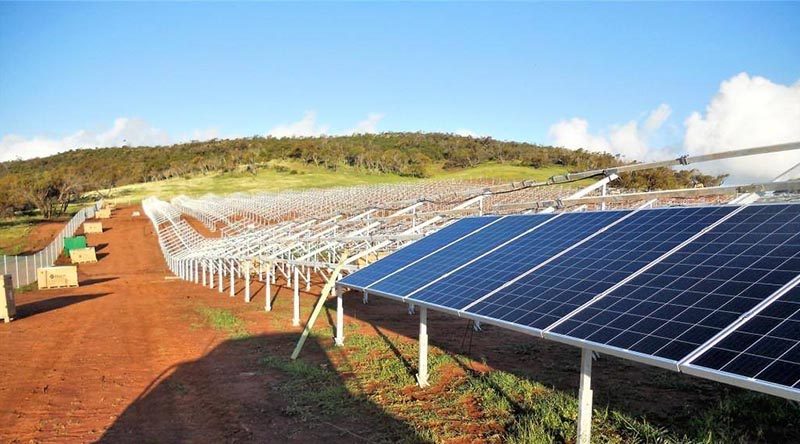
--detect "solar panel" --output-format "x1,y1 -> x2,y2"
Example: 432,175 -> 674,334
406,210 -> 630,310
464,205 -> 736,332
339,216 -> 500,289
366,214 -> 554,298
686,281 -> 800,395
548,204 -> 800,364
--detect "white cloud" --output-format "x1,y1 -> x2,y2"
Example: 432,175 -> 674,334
267,111 -> 330,138
187,127 -> 220,142
349,113 -> 385,134
0,117 -> 172,162
683,73 -> 800,183
547,106 -> 671,161
454,128 -> 485,138
644,104 -> 672,131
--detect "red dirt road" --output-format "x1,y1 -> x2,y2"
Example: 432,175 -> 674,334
0,207 -> 360,443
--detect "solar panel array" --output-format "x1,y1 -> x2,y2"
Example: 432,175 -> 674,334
339,203 -> 800,401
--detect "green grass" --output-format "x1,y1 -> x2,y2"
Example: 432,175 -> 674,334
261,331 -> 800,443
195,306 -> 249,339
0,203 -> 87,256
103,160 -> 570,202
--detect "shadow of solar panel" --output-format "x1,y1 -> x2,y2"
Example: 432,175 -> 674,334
368,214 -> 553,297
551,204 -> 800,363
464,205 -> 736,331
691,283 -> 800,390
339,216 -> 500,289
407,210 -> 629,309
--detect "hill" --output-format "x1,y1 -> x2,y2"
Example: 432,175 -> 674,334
0,132 -> 726,217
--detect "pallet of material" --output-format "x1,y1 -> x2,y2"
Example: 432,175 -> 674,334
96,208 -> 112,219
1,275 -> 15,323
132,210 -> 141,217
70,247 -> 98,264
37,266 -> 79,290
83,222 -> 103,234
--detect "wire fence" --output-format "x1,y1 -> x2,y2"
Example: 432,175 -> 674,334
2,200 -> 104,288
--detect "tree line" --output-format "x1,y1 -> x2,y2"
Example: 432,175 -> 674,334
0,132 -> 727,219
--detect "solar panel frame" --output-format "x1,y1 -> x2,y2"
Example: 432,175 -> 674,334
461,205 -> 739,340
543,203 -> 800,372
337,202 -> 800,402
402,210 -> 631,310
365,213 -> 558,299
678,275 -> 800,402
338,215 -> 503,291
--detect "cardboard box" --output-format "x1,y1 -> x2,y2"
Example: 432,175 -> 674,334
37,266 -> 79,290
83,222 -> 103,234
69,247 -> 97,264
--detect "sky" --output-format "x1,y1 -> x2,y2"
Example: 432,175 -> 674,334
1,2 -> 799,182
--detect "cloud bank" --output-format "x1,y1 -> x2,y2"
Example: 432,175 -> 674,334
548,73 -> 800,182
683,73 -> 800,182
548,104 -> 672,161
0,117 -> 174,162
0,112 -> 387,162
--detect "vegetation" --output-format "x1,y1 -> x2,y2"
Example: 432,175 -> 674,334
195,306 -> 249,339
262,331 -> 799,443
0,132 -> 727,217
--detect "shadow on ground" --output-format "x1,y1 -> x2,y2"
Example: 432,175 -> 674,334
100,333 -> 428,443
16,293 -> 111,318
80,276 -> 117,286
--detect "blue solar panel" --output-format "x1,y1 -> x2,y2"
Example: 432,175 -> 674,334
367,214 -> 554,298
690,282 -> 800,390
465,205 -> 736,331
406,210 -> 630,310
550,204 -> 800,362
339,216 -> 500,289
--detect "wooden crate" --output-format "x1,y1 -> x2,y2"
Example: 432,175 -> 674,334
0,275 -> 14,323
70,247 -> 97,264
96,208 -> 111,219
37,266 -> 79,290
132,211 -> 141,217
83,222 -> 103,234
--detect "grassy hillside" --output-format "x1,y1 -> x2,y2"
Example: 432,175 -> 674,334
107,161 -> 568,202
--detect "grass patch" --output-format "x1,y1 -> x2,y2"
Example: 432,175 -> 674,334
102,160 -> 571,202
195,306 -> 249,339
260,331 -> 800,443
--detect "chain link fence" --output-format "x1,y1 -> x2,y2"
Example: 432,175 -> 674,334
2,200 -> 104,288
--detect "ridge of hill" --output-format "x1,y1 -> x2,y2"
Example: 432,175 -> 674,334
0,132 -> 726,217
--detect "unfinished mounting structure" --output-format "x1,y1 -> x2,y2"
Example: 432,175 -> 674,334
144,142 -> 800,444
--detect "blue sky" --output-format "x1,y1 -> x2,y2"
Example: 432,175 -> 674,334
0,2 -> 799,179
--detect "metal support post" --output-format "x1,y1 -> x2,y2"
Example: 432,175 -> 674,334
229,260 -> 235,297
265,266 -> 272,311
306,267 -> 311,291
335,287 -> 344,346
202,262 -> 207,286
244,261 -> 251,303
577,348 -> 593,444
218,258 -> 224,293
292,266 -> 300,326
417,307 -> 429,388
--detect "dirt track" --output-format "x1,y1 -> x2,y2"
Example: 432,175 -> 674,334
0,207 -> 356,443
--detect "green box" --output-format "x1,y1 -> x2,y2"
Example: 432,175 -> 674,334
64,236 -> 87,253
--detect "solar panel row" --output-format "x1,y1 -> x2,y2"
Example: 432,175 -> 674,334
338,203 -> 800,400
